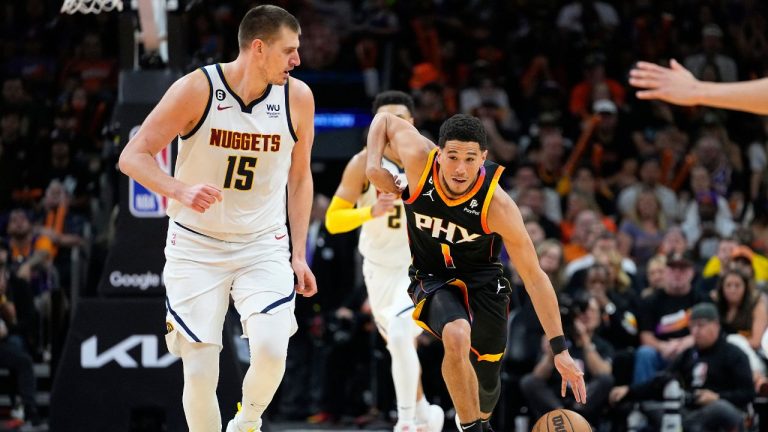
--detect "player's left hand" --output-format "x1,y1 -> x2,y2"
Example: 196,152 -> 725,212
554,350 -> 587,404
292,258 -> 317,297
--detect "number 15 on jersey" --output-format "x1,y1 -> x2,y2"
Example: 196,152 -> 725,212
223,156 -> 258,190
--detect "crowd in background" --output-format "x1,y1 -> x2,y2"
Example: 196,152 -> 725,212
2,0 -> 768,430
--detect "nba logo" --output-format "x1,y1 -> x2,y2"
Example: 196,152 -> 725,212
129,126 -> 172,218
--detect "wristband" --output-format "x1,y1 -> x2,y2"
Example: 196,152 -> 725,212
549,335 -> 568,354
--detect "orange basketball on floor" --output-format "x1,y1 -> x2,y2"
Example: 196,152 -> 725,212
531,409 -> 592,432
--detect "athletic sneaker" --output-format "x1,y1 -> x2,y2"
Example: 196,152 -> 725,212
394,421 -> 418,432
225,403 -> 262,432
424,404 -> 445,432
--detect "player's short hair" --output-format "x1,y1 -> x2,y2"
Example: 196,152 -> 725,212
238,5 -> 300,49
438,114 -> 487,150
372,91 -> 415,116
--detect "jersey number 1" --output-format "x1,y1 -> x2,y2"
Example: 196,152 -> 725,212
223,156 -> 257,190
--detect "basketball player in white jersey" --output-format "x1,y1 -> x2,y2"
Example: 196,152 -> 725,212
325,91 -> 444,432
118,5 -> 316,432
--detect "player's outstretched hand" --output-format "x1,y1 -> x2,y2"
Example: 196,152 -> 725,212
366,166 -> 401,195
180,183 -> 223,213
292,258 -> 317,297
629,59 -> 699,106
554,350 -> 587,404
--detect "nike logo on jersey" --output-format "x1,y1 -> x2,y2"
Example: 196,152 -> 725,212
275,234 -> 287,240
413,212 -> 481,244
217,104 -> 233,111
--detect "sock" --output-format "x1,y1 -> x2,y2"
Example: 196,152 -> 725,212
415,396 -> 430,421
459,420 -> 483,432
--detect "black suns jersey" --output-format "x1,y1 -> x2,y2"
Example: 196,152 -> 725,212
401,148 -> 505,284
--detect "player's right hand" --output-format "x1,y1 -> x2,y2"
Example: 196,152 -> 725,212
629,59 -> 699,106
554,350 -> 587,404
366,166 -> 401,194
372,193 -> 396,217
180,183 -> 223,213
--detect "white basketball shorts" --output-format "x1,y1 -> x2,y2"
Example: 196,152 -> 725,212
163,221 -> 297,356
362,259 -> 422,340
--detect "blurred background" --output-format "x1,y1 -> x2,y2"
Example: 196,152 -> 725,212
2,0 -> 768,431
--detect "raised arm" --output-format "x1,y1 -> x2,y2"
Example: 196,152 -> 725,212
486,190 -> 587,403
365,112 -> 434,195
287,77 -> 317,297
630,59 -> 768,115
118,69 -> 223,213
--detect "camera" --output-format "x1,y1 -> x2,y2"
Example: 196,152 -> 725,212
558,291 -> 592,341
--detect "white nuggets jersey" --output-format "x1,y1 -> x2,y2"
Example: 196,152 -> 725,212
357,157 -> 410,267
167,64 -> 297,235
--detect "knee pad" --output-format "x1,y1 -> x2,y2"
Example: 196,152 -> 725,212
180,342 -> 220,391
246,309 -> 292,364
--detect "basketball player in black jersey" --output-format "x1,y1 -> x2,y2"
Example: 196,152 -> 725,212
366,113 -> 586,432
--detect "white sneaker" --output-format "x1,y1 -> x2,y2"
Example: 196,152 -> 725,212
225,403 -> 262,432
394,421 -> 418,432
424,404 -> 445,432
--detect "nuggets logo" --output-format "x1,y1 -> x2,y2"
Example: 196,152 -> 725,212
166,321 -> 174,334
129,125 -> 173,218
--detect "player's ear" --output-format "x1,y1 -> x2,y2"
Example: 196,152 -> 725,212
481,149 -> 488,160
251,38 -> 264,54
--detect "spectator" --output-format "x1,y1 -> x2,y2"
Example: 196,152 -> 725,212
507,163 -> 562,224
0,257 -> 42,428
60,32 -> 117,100
562,208 -> 602,264
524,219 -> 546,247
521,292 -> 614,426
568,164 -> 615,217
634,252 -> 711,385
1,110 -> 45,209
683,24 -> 738,83
6,209 -> 53,293
568,54 -> 625,122
714,270 -> 768,385
618,188 -> 667,267
556,2 -> 619,36
658,225 -> 688,257
516,186 -> 562,240
460,70 -> 517,132
697,237 -> 738,294
683,191 -> 736,259
611,303 -> 754,432
565,231 -> 638,288
536,239 -> 565,292
641,253 -> 668,298
533,129 -> 568,190
581,264 -> 640,351
588,99 -> 636,188
35,180 -> 85,291
616,157 -> 677,222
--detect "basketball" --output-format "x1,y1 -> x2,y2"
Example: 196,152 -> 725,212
532,409 -> 592,432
